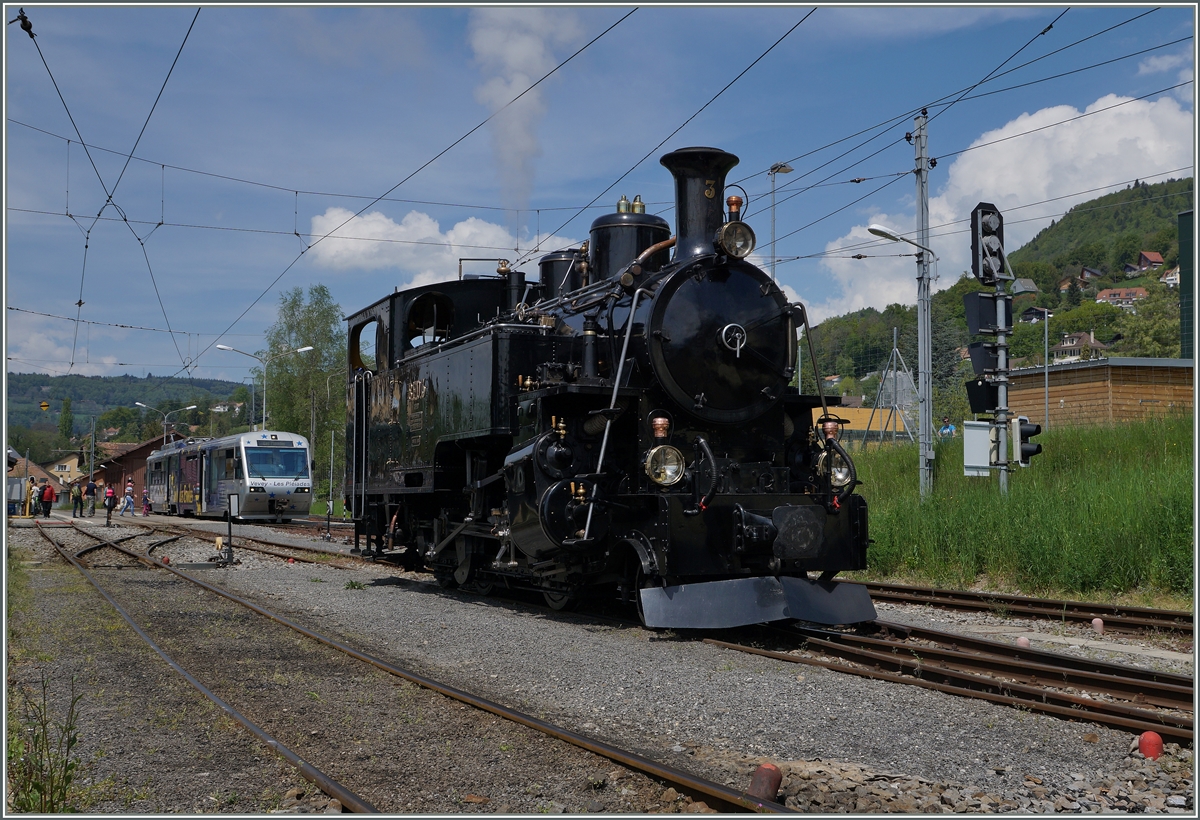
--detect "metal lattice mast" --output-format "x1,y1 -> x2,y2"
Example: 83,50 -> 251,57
914,112 -> 934,497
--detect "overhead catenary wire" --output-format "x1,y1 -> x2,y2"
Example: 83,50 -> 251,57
12,8 -> 201,373
9,26 -> 1188,259
740,8 -> 1175,203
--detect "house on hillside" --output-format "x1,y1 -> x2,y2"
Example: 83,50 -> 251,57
41,451 -> 86,484
1011,278 -> 1040,296
1095,287 -> 1148,312
1019,306 -> 1053,324
1051,331 -> 1107,364
1160,265 -> 1180,288
1057,267 -> 1103,293
1137,250 -> 1164,271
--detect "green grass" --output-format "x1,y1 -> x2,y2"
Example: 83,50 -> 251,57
851,413 -> 1193,602
307,499 -> 347,517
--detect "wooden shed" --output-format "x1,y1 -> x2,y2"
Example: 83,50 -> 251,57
1008,357 -> 1192,428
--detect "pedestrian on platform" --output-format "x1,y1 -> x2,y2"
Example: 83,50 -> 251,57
84,478 -> 98,517
142,487 -> 151,516
104,483 -> 117,527
71,482 -> 83,517
120,483 -> 135,516
40,480 -> 56,518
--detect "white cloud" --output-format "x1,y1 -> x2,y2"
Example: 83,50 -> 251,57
807,92 -> 1194,322
1138,52 -> 1190,76
307,207 -> 579,287
6,313 -> 120,377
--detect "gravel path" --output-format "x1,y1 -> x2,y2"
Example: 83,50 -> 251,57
6,514 -> 1194,813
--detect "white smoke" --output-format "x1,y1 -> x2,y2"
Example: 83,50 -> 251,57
468,8 -> 582,235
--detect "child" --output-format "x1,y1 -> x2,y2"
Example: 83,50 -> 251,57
142,488 -> 152,516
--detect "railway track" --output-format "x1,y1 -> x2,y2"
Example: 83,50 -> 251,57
706,620 -> 1193,746
78,516 -> 1194,749
855,580 -> 1193,634
38,520 -> 791,814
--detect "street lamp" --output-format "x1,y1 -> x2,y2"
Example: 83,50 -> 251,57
1034,306 -> 1051,429
217,344 -> 314,430
867,223 -> 938,497
136,403 -> 198,450
768,162 -> 793,281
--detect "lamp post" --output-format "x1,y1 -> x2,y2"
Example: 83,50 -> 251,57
867,223 -> 937,497
136,403 -> 198,450
768,162 -> 793,281
1035,307 -> 1051,429
217,344 -> 314,430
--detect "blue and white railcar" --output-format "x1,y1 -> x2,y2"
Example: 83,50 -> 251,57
146,430 -> 313,521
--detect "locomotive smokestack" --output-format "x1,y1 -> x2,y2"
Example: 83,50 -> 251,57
659,147 -> 740,262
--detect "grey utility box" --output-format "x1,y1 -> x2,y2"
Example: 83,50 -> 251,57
963,420 -> 998,477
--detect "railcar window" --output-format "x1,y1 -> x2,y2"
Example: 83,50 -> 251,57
244,448 -> 309,478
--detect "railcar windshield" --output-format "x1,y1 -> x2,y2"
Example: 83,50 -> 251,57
243,447 -> 310,478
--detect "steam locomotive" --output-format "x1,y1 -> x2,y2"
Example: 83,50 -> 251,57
344,147 -> 875,629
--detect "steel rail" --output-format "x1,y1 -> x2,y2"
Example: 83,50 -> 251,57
789,625 -> 1193,711
33,523 -> 378,813
794,635 -> 1191,733
64,527 -> 791,813
855,581 -> 1193,633
872,620 -> 1194,688
704,638 -> 1192,746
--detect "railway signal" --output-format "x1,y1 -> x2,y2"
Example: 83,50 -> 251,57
1011,415 -> 1043,466
970,202 -> 1008,286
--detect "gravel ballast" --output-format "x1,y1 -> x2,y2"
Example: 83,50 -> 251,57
6,515 -> 1194,813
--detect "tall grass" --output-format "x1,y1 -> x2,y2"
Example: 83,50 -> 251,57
852,413 -> 1194,599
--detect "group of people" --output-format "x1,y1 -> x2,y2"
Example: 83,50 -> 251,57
57,478 -> 153,526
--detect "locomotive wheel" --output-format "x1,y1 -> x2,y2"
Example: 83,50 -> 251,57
543,590 -> 579,611
434,571 -> 458,589
465,579 -> 495,596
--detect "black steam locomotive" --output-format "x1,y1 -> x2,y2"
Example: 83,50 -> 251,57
344,147 -> 874,629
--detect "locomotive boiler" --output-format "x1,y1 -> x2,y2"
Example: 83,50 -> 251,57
344,146 -> 875,629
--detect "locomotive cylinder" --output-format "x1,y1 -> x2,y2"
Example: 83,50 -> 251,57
659,147 -> 740,262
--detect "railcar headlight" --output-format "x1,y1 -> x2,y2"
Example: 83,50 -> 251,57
817,449 -> 854,489
716,221 -> 756,259
645,445 -> 686,486
248,486 -> 265,493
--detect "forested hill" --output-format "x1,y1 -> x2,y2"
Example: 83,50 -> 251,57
1008,177 -> 1192,294
6,372 -> 243,431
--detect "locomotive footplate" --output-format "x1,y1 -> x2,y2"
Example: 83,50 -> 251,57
638,575 -> 876,630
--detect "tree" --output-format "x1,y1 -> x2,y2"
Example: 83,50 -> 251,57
1066,280 -> 1081,308
1109,231 -> 1142,273
258,285 -> 347,494
1112,284 -> 1181,358
57,397 -> 74,445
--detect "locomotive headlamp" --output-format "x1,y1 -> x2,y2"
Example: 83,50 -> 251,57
716,221 -> 756,259
645,445 -> 686,486
817,447 -> 854,489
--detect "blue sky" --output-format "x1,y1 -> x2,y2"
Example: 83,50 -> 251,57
3,4 -> 1195,389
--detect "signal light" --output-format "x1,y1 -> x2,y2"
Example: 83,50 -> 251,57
971,202 -> 1007,286
1011,415 -> 1042,467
